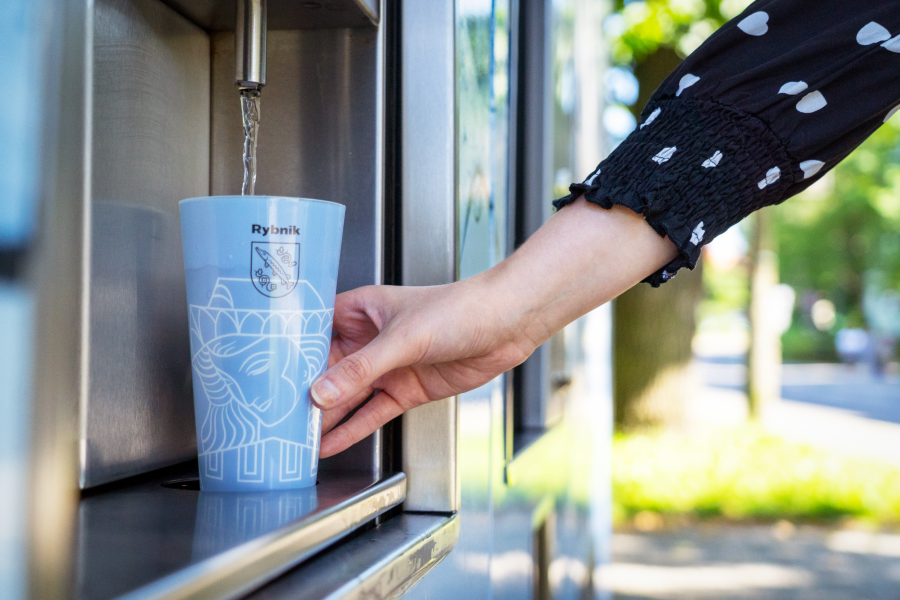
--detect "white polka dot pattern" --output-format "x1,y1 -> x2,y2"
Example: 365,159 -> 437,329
800,160 -> 825,179
883,35 -> 900,53
856,22 -> 900,52
676,74 -> 700,97
584,168 -> 601,186
796,91 -> 827,113
690,222 -> 706,245
738,12 -> 769,36
779,81 -> 808,96
857,22 -> 891,45
758,167 -> 782,190
652,147 -> 677,164
640,107 -> 661,130
701,151 -> 723,168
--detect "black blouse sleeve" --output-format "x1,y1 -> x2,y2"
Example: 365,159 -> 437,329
554,0 -> 900,286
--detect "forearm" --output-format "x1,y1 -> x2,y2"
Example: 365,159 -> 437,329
480,197 -> 678,347
314,197 -> 677,456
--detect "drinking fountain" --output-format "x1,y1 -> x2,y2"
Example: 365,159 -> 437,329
18,0 -> 466,596
71,0 -> 402,595
76,0 -> 384,489
12,0 -> 607,597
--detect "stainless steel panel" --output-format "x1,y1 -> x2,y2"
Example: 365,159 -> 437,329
400,0 -> 460,514
83,0 -> 210,488
210,27 -> 384,477
24,0 -> 90,593
76,469 -> 406,600
159,0 -> 377,31
402,398 -> 459,513
351,0 -> 378,25
403,384 -> 498,600
399,0 -> 455,289
405,0 -> 608,597
247,514 -> 459,600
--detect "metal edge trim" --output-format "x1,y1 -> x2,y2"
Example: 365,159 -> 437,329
399,0 -> 460,515
350,0 -> 378,26
373,0 -> 384,288
77,0 -> 95,490
504,420 -> 565,486
326,513 -> 460,600
120,473 -> 407,600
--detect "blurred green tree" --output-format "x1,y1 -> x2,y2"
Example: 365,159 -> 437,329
609,0 -> 753,429
609,0 -> 745,64
610,2 -> 900,371
776,117 -> 900,361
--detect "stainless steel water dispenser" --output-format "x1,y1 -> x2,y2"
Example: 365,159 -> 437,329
14,0 -> 608,597
79,0 -> 388,488
56,0 -> 460,596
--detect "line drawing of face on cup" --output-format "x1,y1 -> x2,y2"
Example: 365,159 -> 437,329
206,335 -> 307,425
189,280 -> 331,456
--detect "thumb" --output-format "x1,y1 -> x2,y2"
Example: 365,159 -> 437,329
310,334 -> 408,410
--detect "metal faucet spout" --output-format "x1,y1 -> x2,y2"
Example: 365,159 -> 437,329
235,0 -> 267,90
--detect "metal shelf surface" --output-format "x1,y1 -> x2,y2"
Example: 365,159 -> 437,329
248,513 -> 459,600
75,466 -> 406,600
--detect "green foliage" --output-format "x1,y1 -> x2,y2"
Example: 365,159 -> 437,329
609,0 -> 753,64
613,428 -> 900,525
781,324 -> 838,363
775,117 -> 900,332
700,256 -> 749,316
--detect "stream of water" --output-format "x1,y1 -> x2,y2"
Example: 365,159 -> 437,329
241,90 -> 261,196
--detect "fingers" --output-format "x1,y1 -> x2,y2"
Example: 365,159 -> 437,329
319,391 -> 406,458
327,338 -> 349,369
311,334 -> 410,410
320,385 -> 374,434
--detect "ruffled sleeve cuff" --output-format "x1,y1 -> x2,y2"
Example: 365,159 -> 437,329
553,98 -> 795,287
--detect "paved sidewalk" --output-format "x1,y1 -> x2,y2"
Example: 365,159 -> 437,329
604,524 -> 900,599
688,360 -> 900,466
605,359 -> 900,599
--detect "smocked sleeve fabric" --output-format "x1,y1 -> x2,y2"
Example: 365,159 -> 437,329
554,0 -> 900,286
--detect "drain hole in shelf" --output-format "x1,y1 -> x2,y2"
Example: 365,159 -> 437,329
161,478 -> 200,491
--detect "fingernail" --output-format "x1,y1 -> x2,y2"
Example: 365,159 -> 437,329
311,377 -> 340,408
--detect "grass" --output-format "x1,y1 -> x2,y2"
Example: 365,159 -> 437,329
613,427 -> 900,528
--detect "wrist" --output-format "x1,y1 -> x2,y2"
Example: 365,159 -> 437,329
473,250 -> 558,352
474,198 -> 679,352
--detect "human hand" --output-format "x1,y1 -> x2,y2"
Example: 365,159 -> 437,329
312,198 -> 678,458
313,277 -> 538,458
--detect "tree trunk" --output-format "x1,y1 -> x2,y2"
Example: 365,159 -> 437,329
614,265 -> 704,429
613,47 -> 704,430
747,209 -> 781,419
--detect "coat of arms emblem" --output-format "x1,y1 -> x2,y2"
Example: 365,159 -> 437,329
251,242 -> 300,298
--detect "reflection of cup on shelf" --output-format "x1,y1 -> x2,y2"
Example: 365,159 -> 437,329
192,487 -> 318,561
180,196 -> 344,491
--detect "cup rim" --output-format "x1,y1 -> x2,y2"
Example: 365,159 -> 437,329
179,195 -> 344,210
